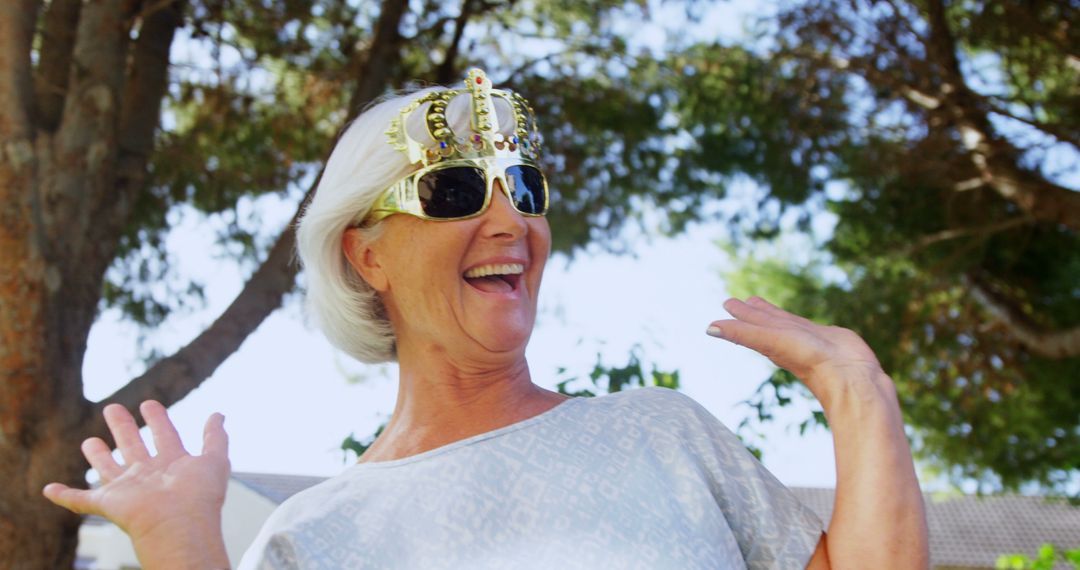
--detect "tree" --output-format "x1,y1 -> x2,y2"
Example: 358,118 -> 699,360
0,0 -> 727,565
10,0 -> 1070,564
709,0 -> 1079,492
0,0 -> 408,564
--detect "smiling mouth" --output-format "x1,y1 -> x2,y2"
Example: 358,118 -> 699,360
463,264 -> 524,294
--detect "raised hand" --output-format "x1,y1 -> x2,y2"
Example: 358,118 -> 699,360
707,296 -> 891,408
709,296 -> 929,568
43,401 -> 231,568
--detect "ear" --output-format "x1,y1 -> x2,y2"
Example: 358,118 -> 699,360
342,228 -> 390,292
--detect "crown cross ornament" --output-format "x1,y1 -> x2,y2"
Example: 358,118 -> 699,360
384,68 -> 543,166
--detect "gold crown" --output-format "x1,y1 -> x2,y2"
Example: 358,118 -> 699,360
384,68 -> 543,166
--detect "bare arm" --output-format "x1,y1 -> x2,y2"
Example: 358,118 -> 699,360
43,401 -> 231,570
709,297 -> 929,570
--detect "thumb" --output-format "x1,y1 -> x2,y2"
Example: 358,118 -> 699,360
201,413 -> 229,459
43,483 -> 99,516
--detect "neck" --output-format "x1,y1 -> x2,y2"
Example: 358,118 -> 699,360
359,339 -> 568,462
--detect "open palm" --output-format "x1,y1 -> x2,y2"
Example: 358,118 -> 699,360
43,401 -> 229,540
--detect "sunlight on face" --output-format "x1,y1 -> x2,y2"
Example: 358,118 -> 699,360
371,183 -> 552,360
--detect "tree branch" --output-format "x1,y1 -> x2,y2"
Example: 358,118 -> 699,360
965,273 -> 1080,359
33,0 -> 82,131
116,0 -> 182,157
819,1 -> 1080,233
89,0 -> 413,438
987,102 -> 1080,152
898,215 -> 1035,257
921,0 -> 964,81
920,0 -> 1080,232
55,0 -> 132,144
959,130 -> 1080,231
346,0 -> 410,116
846,60 -> 1080,231
499,52 -> 565,85
0,0 -> 38,139
93,212 -> 301,422
435,0 -> 476,84
89,0 -> 184,251
51,0 -> 132,247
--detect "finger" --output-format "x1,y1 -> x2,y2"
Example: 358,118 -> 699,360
42,483 -> 99,516
706,319 -> 782,355
140,400 -> 187,460
103,404 -> 150,464
723,298 -> 785,327
81,437 -> 124,482
201,413 -> 228,459
745,296 -> 816,327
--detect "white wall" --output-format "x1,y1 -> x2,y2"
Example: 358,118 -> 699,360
221,480 -> 279,565
77,522 -> 139,570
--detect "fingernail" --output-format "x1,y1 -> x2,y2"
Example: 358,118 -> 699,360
706,325 -> 724,338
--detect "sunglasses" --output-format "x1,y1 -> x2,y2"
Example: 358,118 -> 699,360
359,158 -> 549,226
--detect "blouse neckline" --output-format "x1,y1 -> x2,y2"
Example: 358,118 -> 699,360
349,396 -> 583,470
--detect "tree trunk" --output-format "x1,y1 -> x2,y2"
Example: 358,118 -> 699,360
1,124 -> 100,568
0,0 -> 412,565
0,437 -> 88,570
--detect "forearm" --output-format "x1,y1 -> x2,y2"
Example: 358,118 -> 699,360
707,297 -> 929,567
130,511 -> 231,570
819,371 -> 929,569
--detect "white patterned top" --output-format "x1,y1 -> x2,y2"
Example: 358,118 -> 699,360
237,387 -> 824,569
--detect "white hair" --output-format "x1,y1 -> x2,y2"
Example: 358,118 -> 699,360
295,85 -> 521,363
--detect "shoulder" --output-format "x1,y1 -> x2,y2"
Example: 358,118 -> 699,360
594,386 -> 709,415
259,468 -> 364,528
237,471 -> 365,568
588,387 -> 723,432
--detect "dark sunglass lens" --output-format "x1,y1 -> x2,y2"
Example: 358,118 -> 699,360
504,165 -> 547,214
417,167 -> 487,218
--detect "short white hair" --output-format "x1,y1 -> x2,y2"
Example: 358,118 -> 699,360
295,85 -> 521,363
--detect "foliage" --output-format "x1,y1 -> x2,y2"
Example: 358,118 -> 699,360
88,0 -> 1080,492
98,0 -> 755,327
4,1 -> 747,563
716,0 -> 1080,493
12,2 -> 1077,564
997,543 -> 1080,570
554,347 -> 681,398
341,424 -> 385,461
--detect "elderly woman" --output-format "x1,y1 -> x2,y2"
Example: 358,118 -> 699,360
44,69 -> 928,569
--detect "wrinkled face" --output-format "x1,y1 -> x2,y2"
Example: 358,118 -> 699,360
353,180 -> 551,360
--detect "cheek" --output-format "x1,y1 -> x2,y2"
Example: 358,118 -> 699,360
530,227 -> 551,294
381,226 -> 463,308
529,219 -> 552,263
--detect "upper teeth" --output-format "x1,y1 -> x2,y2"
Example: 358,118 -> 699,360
464,263 -> 525,278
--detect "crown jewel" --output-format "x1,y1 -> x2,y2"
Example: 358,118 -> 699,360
384,68 -> 543,166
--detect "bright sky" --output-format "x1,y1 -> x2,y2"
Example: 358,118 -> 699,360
81,0 -> 845,488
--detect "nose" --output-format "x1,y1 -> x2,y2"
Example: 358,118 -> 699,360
482,179 -> 528,239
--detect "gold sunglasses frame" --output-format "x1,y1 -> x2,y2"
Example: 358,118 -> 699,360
358,157 -> 549,227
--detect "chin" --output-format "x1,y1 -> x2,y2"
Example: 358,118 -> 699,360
471,318 -> 535,355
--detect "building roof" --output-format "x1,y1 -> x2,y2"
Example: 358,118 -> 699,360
230,471 -> 329,504
791,487 -> 1080,570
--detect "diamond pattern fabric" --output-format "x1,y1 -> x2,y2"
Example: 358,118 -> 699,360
238,387 -> 824,569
